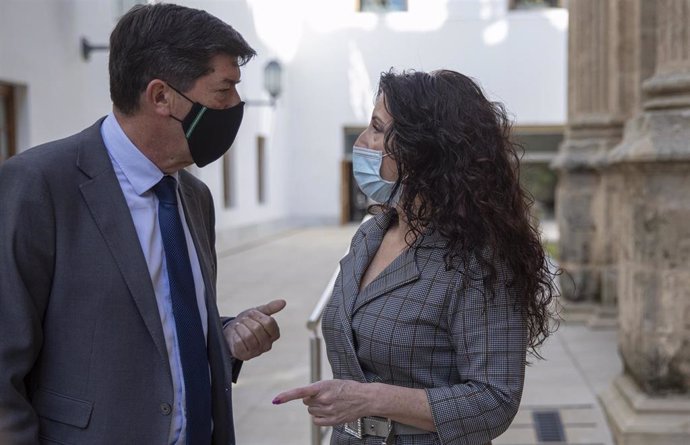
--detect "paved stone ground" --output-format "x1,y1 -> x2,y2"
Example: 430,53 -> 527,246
216,224 -> 357,444
215,223 -> 622,445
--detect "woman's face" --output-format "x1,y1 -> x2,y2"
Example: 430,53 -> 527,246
354,94 -> 399,182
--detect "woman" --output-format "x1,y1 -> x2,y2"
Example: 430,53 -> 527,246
274,69 -> 558,445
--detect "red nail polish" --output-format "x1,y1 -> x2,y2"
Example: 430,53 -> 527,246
272,398 -> 281,405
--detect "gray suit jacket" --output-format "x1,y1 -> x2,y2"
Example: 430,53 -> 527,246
322,211 -> 526,445
0,120 -> 237,444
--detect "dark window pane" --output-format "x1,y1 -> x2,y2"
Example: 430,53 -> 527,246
513,129 -> 564,219
511,0 -> 560,10
0,84 -> 16,165
257,136 -> 266,204
223,150 -> 234,208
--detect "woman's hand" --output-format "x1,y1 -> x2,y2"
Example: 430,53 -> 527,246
273,379 -> 369,426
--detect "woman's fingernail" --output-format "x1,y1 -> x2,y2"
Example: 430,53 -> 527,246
272,398 -> 282,405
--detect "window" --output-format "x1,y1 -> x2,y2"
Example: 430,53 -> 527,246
0,83 -> 17,165
341,127 -> 368,223
512,126 -> 564,219
509,0 -> 562,10
256,136 -> 266,204
358,0 -> 407,13
223,150 -> 235,208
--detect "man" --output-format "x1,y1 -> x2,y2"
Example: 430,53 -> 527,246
0,4 -> 284,444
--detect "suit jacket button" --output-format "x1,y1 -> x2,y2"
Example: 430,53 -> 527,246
160,403 -> 172,416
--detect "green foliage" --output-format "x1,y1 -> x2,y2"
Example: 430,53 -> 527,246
543,240 -> 559,261
520,162 -> 557,217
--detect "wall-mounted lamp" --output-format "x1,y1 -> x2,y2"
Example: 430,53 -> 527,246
81,37 -> 109,61
245,60 -> 283,107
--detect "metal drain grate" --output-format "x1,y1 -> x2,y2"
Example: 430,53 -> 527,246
532,410 -> 566,442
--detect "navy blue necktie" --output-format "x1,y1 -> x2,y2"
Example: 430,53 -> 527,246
153,176 -> 212,444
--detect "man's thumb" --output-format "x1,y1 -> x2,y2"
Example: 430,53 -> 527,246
257,299 -> 287,316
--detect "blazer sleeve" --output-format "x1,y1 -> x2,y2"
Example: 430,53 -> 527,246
425,257 -> 527,445
0,158 -> 56,444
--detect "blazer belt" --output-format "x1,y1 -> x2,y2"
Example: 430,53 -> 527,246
344,416 -> 430,441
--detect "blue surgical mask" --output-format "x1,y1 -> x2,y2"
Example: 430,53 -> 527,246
352,145 -> 399,204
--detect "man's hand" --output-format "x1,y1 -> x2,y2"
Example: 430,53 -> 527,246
224,299 -> 286,361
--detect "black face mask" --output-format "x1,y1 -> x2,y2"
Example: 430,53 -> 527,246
169,85 -> 244,167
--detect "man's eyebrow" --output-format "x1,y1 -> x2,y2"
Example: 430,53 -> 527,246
218,77 -> 241,86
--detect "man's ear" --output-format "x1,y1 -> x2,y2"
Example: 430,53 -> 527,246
145,79 -> 175,117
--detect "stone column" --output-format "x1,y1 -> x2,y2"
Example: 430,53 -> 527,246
553,0 -> 622,303
600,1 -> 690,443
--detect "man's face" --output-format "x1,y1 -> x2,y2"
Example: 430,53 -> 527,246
168,53 -> 242,165
178,53 -> 242,112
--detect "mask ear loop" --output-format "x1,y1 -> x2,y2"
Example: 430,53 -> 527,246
167,83 -> 194,104
166,83 -> 195,124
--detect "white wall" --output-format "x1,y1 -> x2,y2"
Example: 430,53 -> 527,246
243,0 -> 567,221
0,0 -> 567,230
182,1 -> 291,230
0,0 -> 114,147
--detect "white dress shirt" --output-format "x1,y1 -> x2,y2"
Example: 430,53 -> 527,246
100,113 -> 208,445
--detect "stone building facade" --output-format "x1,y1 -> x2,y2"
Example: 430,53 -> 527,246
554,0 -> 690,443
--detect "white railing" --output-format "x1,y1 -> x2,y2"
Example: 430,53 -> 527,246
306,215 -> 369,445
306,265 -> 341,445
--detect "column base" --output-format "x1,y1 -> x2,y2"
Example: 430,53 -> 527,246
599,374 -> 690,445
558,265 -> 600,302
560,301 -> 618,328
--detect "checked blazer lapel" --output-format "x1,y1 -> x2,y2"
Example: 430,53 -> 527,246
336,237 -> 376,382
336,214 -> 390,382
352,248 -> 419,314
351,211 -> 420,314
339,215 -> 386,319
335,211 -> 423,382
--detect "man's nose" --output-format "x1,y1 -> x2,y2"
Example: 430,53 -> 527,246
228,89 -> 242,108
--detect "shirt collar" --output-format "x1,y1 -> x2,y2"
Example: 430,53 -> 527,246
100,113 -> 178,195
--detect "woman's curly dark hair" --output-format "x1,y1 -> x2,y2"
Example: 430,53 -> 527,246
376,69 -> 559,355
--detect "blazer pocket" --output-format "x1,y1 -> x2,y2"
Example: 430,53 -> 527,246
33,388 -> 94,429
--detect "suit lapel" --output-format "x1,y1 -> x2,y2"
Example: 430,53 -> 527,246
178,176 -> 235,437
178,179 -> 215,305
76,121 -> 168,364
178,178 -> 232,379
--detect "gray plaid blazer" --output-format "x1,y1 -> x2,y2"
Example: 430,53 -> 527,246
322,211 -> 527,445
